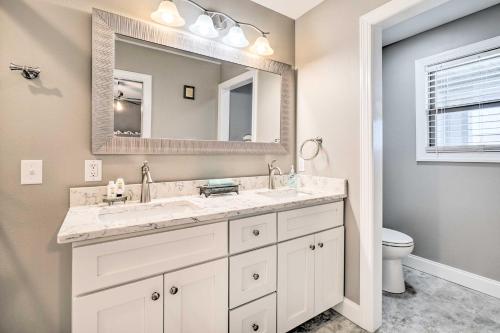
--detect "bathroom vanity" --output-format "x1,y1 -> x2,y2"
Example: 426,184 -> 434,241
58,175 -> 346,333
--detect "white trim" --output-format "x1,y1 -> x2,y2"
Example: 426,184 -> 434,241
415,36 -> 500,163
356,1 -> 458,332
217,70 -> 258,141
113,69 -> 152,138
404,254 -> 500,299
333,298 -> 362,325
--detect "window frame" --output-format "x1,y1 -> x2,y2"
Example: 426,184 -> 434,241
415,35 -> 500,163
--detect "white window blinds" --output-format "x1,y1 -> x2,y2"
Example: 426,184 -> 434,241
426,48 -> 500,152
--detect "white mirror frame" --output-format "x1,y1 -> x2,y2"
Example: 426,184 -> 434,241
92,8 -> 293,155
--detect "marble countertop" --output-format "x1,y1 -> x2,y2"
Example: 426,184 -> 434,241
57,184 -> 347,244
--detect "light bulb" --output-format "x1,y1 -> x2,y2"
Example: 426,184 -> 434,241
151,1 -> 185,27
250,35 -> 274,56
115,100 -> 124,112
189,14 -> 219,38
222,25 -> 249,48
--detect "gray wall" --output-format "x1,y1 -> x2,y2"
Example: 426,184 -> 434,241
116,40 -> 220,140
383,5 -> 500,281
0,1 -> 294,332
295,0 -> 390,303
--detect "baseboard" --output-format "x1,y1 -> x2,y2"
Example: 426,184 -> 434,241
334,298 -> 364,329
403,254 -> 500,299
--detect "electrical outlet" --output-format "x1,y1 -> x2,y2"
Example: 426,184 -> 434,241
21,160 -> 43,184
85,160 -> 102,182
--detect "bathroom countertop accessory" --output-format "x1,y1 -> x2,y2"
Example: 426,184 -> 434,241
102,195 -> 128,206
198,184 -> 239,197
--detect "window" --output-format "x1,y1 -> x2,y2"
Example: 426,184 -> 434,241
415,36 -> 500,162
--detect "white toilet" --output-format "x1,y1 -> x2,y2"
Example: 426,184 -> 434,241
382,228 -> 414,293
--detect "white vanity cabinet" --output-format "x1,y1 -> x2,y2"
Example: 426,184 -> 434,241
73,276 -> 163,333
276,202 -> 344,333
70,201 -> 345,333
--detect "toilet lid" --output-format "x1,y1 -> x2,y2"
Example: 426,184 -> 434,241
383,228 -> 413,246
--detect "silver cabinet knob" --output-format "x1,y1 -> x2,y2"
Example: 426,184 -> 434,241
253,229 -> 260,236
170,286 -> 178,295
310,244 -> 316,250
252,323 -> 259,331
318,242 -> 324,248
151,292 -> 161,301
253,273 -> 260,280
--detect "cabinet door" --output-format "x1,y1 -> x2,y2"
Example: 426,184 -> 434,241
164,258 -> 228,333
314,227 -> 344,316
73,276 -> 163,333
277,235 -> 315,333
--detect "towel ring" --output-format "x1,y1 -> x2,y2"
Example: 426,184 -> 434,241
299,137 -> 323,160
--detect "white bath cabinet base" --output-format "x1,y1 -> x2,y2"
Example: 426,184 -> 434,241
277,227 -> 344,333
70,202 -> 345,333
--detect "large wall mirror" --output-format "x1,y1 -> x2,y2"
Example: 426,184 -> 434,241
92,9 -> 294,154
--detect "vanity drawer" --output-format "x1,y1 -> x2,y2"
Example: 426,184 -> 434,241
229,293 -> 276,333
230,213 -> 277,254
229,245 -> 277,309
73,222 -> 227,296
277,202 -> 343,241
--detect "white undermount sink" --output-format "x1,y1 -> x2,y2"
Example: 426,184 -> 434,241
98,200 -> 201,223
257,188 -> 312,199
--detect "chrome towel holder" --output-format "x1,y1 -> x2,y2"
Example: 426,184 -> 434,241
9,63 -> 40,80
299,137 -> 323,160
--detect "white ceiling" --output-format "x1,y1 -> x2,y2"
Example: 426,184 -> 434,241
249,0 -> 326,19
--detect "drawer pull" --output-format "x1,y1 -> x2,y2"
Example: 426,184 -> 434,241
151,292 -> 161,301
169,286 -> 179,295
252,273 -> 260,280
309,244 -> 316,250
318,242 -> 324,248
252,229 -> 260,236
251,323 -> 259,331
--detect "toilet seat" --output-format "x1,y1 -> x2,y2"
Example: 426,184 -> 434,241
383,228 -> 413,247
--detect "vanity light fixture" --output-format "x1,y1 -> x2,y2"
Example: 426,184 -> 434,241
222,25 -> 249,48
189,13 -> 219,38
151,0 -> 273,56
151,0 -> 186,27
250,34 -> 274,56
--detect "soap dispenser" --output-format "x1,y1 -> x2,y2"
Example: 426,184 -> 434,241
287,165 -> 297,189
107,181 -> 117,198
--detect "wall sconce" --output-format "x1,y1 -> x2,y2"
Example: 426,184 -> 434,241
151,0 -> 274,56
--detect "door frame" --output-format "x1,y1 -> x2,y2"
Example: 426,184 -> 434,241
217,70 -> 258,141
113,69 -> 153,138
355,0 -> 457,331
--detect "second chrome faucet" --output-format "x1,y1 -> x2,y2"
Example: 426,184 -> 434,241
268,160 -> 282,190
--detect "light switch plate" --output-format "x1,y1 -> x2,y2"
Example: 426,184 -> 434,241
85,160 -> 102,182
21,160 -> 43,185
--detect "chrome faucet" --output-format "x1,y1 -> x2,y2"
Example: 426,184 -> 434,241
140,161 -> 153,203
267,160 -> 282,190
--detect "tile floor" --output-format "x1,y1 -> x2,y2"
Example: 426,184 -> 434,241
289,267 -> 500,333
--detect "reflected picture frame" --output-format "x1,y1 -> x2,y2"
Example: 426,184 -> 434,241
183,85 -> 195,100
